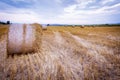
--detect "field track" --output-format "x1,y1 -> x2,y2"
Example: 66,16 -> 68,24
0,24 -> 120,80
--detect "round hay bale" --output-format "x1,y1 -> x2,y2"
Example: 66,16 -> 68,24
7,23 -> 42,55
42,24 -> 47,30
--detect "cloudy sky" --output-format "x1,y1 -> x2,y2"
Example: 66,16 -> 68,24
0,0 -> 120,24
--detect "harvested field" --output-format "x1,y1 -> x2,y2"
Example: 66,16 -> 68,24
0,24 -> 120,80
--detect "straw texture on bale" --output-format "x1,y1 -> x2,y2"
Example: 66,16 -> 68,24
7,24 -> 42,55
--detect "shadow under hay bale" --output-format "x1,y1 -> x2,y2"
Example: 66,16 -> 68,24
7,23 -> 42,57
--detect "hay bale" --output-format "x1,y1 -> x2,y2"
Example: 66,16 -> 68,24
7,24 -> 42,55
42,25 -> 47,30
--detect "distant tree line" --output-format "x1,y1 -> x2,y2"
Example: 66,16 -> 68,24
0,21 -> 11,25
47,24 -> 120,27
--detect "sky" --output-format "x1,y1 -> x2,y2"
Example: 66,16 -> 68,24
0,0 -> 120,24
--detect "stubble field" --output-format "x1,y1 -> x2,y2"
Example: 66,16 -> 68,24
0,24 -> 120,80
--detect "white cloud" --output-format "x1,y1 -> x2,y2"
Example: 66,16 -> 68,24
64,4 -> 77,13
0,1 -> 16,9
0,12 -> 42,23
75,0 -> 95,8
11,0 -> 63,4
0,2 -> 44,23
11,0 -> 37,3
54,0 -> 63,4
97,3 -> 120,14
75,0 -> 95,3
63,0 -> 95,13
63,3 -> 120,15
0,0 -> 120,24
55,3 -> 120,24
101,0 -> 115,5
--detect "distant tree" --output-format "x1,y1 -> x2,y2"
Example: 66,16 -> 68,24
47,24 -> 50,26
7,21 -> 10,24
0,21 -> 5,24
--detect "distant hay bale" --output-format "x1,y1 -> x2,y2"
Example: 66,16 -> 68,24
42,25 -> 47,30
80,25 -> 84,28
7,24 -> 42,55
